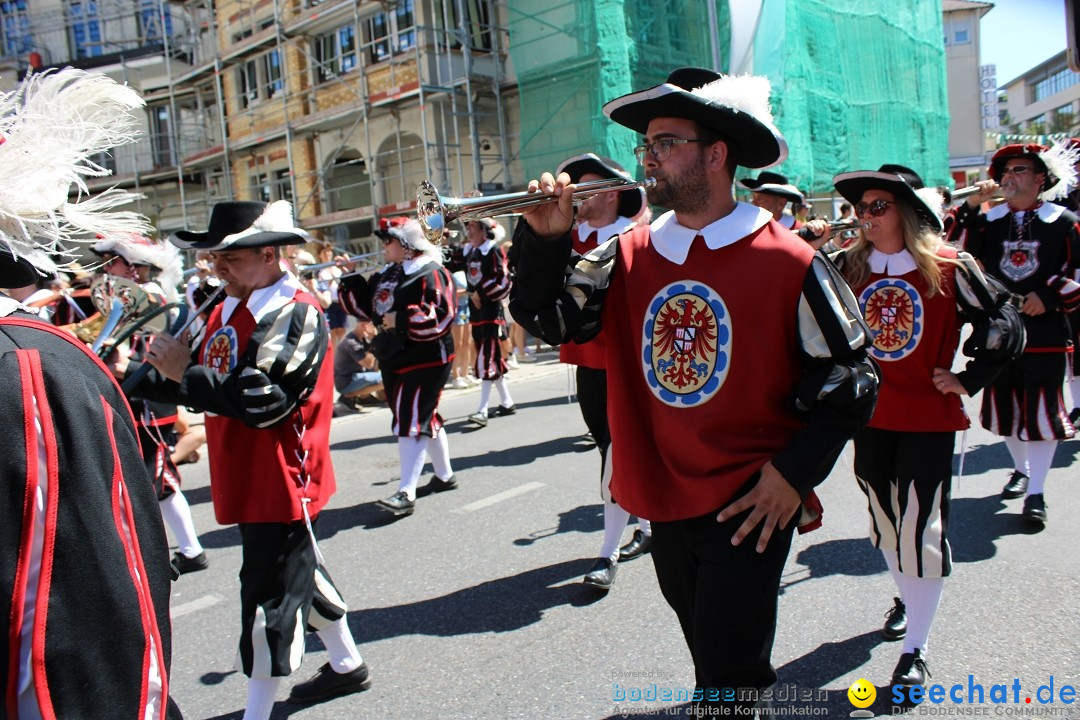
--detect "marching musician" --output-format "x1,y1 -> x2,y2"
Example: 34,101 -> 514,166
338,217 -> 459,516
95,233 -> 209,575
129,200 -> 370,719
509,67 -> 878,713
738,170 -> 831,247
552,152 -> 652,592
464,216 -> 515,426
946,143 -> 1080,524
831,164 -> 1023,687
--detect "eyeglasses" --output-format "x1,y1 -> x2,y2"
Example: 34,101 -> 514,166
855,200 -> 895,217
633,138 -> 708,165
1001,166 -> 1033,177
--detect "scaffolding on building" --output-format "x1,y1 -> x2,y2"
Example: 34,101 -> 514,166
2,0 -> 518,255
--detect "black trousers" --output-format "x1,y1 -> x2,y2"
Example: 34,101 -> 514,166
650,479 -> 795,711
576,366 -> 610,483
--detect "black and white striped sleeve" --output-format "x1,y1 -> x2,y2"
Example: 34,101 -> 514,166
508,219 -> 617,345
178,302 -> 328,428
772,254 -> 880,496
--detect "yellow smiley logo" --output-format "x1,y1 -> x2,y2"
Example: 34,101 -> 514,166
848,678 -> 876,708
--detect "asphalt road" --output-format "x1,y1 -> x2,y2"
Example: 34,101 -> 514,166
165,355 -> 1080,720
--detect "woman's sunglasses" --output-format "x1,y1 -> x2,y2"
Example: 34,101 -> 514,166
855,199 -> 895,218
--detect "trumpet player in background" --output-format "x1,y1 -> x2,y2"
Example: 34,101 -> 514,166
945,143 -> 1080,525
508,67 -> 877,715
95,233 -> 209,575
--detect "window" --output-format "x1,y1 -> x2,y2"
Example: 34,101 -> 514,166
0,0 -> 31,57
236,49 -> 283,109
250,170 -> 292,202
150,105 -> 173,167
363,0 -> 416,64
69,1 -> 102,59
139,0 -> 173,43
274,169 -> 293,202
954,28 -> 969,44
1032,66 -> 1080,103
435,0 -> 494,51
314,25 -> 358,83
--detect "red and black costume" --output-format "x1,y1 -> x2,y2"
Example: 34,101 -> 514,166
947,201 -> 1080,440
0,301 -> 179,720
133,273 -> 349,679
465,239 -> 511,380
340,256 -> 456,437
511,202 -> 878,699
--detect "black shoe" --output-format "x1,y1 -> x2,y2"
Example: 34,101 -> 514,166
171,551 -> 209,575
891,649 -> 930,686
426,474 -> 458,493
1001,470 -> 1029,499
1022,493 -> 1047,524
582,558 -> 617,590
376,490 -> 415,516
288,661 -> 371,704
488,404 -> 516,418
1070,407 -> 1080,425
467,411 -> 488,427
617,530 -> 653,562
882,596 -> 907,641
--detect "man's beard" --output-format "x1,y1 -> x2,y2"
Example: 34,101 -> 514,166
645,154 -> 710,214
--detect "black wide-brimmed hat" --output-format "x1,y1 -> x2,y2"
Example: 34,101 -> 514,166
556,153 -> 645,218
172,201 -> 308,251
602,67 -> 787,170
0,250 -> 44,287
833,164 -> 943,232
737,171 -> 804,204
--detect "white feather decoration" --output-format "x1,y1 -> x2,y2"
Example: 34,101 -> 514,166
690,74 -> 775,124
220,200 -> 309,247
915,186 -> 946,220
1039,141 -> 1080,202
0,68 -> 150,279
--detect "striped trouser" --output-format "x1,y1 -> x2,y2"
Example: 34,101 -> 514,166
236,519 -> 348,678
981,352 -> 1075,441
471,321 -> 506,380
853,427 -> 955,579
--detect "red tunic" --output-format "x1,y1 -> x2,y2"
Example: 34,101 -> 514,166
198,289 -> 336,524
605,222 -> 815,522
852,248 -> 969,433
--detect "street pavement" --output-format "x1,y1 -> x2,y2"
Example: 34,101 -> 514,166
166,353 -> 1080,720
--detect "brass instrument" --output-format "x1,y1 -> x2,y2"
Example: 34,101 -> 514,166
85,275 -> 171,358
297,252 -> 382,276
416,176 -> 657,242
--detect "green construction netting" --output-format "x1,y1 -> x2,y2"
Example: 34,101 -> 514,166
507,0 -> 949,196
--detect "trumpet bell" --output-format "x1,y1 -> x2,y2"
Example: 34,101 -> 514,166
87,275 -> 169,352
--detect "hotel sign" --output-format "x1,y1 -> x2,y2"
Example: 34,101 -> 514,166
980,64 -> 999,130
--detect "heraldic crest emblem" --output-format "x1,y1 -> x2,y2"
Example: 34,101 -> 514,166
642,281 -> 731,407
204,325 -> 240,374
859,278 -> 923,361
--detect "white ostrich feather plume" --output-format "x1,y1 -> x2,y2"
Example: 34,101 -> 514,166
1040,141 -> 1080,202
220,200 -> 309,247
915,186 -> 945,220
0,68 -> 150,279
690,74 -> 775,124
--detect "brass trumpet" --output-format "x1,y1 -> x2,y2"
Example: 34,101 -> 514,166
416,176 -> 657,242
85,275 -> 171,357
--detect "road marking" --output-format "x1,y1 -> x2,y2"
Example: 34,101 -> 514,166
172,594 -> 222,618
455,482 -> 545,512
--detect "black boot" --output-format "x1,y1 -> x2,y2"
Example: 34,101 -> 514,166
1022,493 -> 1047,524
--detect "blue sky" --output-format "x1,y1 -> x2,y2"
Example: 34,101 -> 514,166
980,0 -> 1068,85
